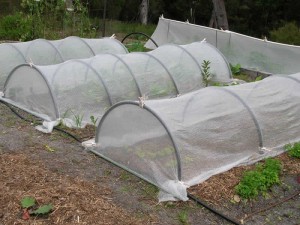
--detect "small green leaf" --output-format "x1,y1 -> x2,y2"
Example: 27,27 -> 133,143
255,75 -> 263,81
32,204 -> 53,215
21,197 -> 36,208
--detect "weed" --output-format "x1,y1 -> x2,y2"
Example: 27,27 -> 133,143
235,158 -> 281,199
177,210 -> 189,225
201,60 -> 213,87
284,142 -> 300,158
230,63 -> 241,75
45,145 -> 55,152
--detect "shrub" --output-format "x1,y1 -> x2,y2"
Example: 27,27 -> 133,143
0,12 -> 33,41
270,22 -> 300,45
235,158 -> 281,199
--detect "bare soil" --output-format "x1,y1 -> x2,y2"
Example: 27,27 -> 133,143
0,103 -> 299,225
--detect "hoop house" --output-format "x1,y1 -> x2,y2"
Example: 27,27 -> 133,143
0,37 -> 128,90
88,73 -> 300,201
0,41 -> 232,131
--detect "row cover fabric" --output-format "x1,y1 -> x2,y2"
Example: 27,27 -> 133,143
88,73 -> 300,201
0,36 -> 128,91
0,41 -> 232,131
145,16 -> 300,75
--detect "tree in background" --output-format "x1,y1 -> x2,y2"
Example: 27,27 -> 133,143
139,0 -> 149,24
1,0 -> 300,42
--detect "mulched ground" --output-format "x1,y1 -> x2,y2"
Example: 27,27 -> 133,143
0,153 -> 145,225
0,103 -> 299,225
189,153 -> 300,205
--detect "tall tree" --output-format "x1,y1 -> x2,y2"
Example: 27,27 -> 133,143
139,0 -> 149,24
210,0 -> 229,30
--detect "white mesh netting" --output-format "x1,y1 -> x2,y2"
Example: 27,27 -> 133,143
0,36 -> 128,90
0,41 -> 232,128
90,73 -> 300,201
145,17 -> 300,75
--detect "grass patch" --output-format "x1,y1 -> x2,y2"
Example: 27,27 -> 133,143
235,158 -> 282,199
104,20 -> 156,37
284,142 -> 300,158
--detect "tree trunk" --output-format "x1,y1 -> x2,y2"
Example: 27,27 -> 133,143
139,0 -> 148,25
211,0 -> 229,30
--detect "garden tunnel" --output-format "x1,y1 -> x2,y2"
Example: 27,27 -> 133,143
88,73 -> 300,201
0,36 -> 128,90
0,41 -> 232,130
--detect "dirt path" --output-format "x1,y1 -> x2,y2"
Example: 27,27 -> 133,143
0,103 -> 299,225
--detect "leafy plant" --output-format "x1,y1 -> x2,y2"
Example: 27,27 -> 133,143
32,204 -> 53,215
90,115 -> 98,126
21,197 -> 36,208
230,63 -> 241,75
20,196 -> 53,220
255,75 -> 263,81
19,0 -> 94,39
284,142 -> 300,158
126,41 -> 147,52
201,60 -> 213,87
235,158 -> 281,199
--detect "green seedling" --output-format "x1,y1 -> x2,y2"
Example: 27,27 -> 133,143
21,196 -> 36,208
20,196 -> 53,220
72,113 -> 84,128
230,63 -> 241,75
90,115 -> 98,126
32,204 -> 53,215
201,60 -> 213,87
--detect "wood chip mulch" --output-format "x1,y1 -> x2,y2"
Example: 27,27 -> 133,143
0,153 -> 146,225
188,152 -> 300,205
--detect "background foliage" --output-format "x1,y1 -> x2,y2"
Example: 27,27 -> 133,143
0,0 -> 299,44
